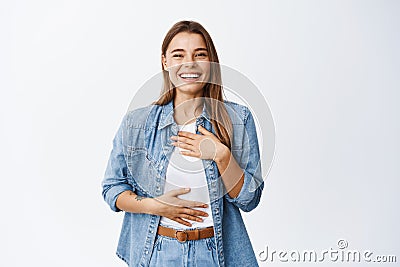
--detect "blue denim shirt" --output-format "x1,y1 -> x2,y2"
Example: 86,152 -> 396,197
102,99 -> 264,267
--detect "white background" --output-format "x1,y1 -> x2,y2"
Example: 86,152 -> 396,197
1,0 -> 399,266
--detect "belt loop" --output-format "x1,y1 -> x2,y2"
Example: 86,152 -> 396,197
194,229 -> 199,239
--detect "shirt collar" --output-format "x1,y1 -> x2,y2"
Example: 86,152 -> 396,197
158,98 -> 211,130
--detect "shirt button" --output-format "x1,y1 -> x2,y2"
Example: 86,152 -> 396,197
145,250 -> 149,254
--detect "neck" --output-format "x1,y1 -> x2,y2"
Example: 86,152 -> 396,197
173,93 -> 204,125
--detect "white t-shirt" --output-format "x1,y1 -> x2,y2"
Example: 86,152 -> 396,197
159,121 -> 214,229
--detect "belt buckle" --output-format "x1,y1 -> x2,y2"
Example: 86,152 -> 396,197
175,230 -> 188,243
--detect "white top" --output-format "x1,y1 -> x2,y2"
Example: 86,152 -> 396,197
159,121 -> 214,229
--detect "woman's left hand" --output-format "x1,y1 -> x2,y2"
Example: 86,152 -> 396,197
170,125 -> 230,162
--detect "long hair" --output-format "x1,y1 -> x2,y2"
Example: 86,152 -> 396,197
153,20 -> 233,149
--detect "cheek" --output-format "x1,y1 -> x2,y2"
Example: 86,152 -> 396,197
203,69 -> 211,83
167,65 -> 180,82
168,74 -> 178,87
199,62 -> 211,78
167,58 -> 181,67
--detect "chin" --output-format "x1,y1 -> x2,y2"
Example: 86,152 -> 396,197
175,83 -> 205,95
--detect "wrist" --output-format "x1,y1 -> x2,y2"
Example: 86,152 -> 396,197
143,197 -> 158,215
215,144 -> 231,163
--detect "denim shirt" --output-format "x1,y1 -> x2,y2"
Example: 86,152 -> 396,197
102,99 -> 264,267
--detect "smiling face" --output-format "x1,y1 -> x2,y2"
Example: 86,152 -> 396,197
162,32 -> 211,97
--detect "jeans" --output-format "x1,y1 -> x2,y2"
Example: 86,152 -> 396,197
149,230 -> 219,267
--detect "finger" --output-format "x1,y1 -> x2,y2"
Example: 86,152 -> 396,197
180,150 -> 201,158
170,136 -> 194,145
180,213 -> 204,223
172,142 -> 194,151
174,217 -> 192,227
181,200 -> 208,208
197,125 -> 213,136
177,131 -> 195,139
170,187 -> 191,197
181,207 -> 209,218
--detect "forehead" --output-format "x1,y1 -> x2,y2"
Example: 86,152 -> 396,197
167,32 -> 207,51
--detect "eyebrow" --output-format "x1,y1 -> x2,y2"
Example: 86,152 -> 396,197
170,48 -> 208,54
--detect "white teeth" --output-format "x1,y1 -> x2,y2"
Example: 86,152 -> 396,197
180,73 -> 200,78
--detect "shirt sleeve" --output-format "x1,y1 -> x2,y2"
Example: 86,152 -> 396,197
224,107 -> 264,212
101,114 -> 135,212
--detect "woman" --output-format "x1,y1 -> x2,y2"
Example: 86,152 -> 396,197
102,20 -> 264,267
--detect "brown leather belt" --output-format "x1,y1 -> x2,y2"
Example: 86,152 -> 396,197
157,225 -> 214,243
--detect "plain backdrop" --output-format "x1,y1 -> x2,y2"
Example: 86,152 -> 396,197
1,0 -> 399,266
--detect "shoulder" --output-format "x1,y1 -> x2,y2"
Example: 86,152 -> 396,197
223,100 -> 252,124
124,103 -> 162,129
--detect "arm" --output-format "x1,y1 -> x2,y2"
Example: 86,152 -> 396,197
220,108 -> 264,212
214,148 -> 245,199
115,190 -> 155,214
116,188 -> 210,228
101,114 -> 135,212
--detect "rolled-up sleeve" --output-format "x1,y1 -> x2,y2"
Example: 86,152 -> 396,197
102,114 -> 134,212
224,107 -> 264,212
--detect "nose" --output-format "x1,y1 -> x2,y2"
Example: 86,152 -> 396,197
182,53 -> 196,67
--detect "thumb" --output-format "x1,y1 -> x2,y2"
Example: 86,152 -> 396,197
197,125 -> 212,136
171,187 -> 191,196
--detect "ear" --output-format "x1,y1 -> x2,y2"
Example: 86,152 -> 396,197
161,55 -> 167,70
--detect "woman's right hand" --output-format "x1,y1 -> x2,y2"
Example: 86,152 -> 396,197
149,188 -> 209,227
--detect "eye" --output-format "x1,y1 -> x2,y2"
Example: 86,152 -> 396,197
173,54 -> 183,58
195,53 -> 208,57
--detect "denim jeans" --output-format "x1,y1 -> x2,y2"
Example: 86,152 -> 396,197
149,226 -> 218,267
